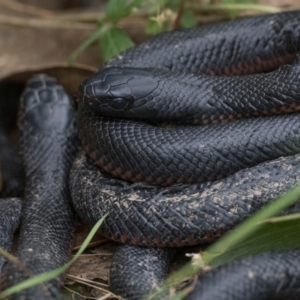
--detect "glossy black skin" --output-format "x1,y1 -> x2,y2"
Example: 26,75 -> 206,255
79,11 -> 300,124
0,198 -> 22,276
78,102 -> 300,188
78,67 -> 159,118
71,151 -> 300,299
79,60 -> 300,126
106,11 -> 300,76
4,75 -> 78,299
0,9 -> 299,299
75,10 -> 300,300
71,152 -> 300,247
185,250 -> 300,300
110,245 -> 176,300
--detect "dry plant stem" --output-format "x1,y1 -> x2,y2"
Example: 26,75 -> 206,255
66,274 -> 124,299
63,286 -> 98,299
0,4 -> 280,31
48,3 -> 281,24
0,0 -> 54,17
66,274 -> 109,289
173,0 -> 185,30
50,8 -> 152,23
181,275 -> 199,298
71,253 -> 113,257
186,3 -> 281,13
50,11 -> 106,22
72,239 -> 110,251
97,292 -> 115,300
0,0 -> 280,25
0,14 -> 96,30
39,9 -> 149,23
0,12 -> 227,34
0,247 -> 35,278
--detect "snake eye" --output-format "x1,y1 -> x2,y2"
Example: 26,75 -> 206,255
109,97 -> 128,110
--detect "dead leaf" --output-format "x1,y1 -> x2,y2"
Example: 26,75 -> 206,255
0,25 -> 101,81
0,5 -> 150,87
67,252 -> 113,283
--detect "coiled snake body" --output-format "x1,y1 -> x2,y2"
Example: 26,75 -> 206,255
2,9 -> 300,300
72,10 -> 300,300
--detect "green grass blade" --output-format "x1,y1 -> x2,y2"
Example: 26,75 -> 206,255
68,24 -> 111,65
70,213 -> 108,260
211,214 -> 300,266
203,184 -> 300,265
101,26 -> 134,62
0,213 -> 108,299
261,212 -> 300,223
145,184 -> 300,299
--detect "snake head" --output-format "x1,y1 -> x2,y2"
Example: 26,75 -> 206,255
78,67 -> 160,119
19,75 -> 75,134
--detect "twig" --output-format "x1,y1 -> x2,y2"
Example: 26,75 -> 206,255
0,3 -> 277,32
51,3 -> 280,25
186,3 -> 280,14
179,275 -> 199,298
63,285 -> 97,299
173,0 -> 185,30
40,9 -> 149,23
97,292 -> 115,300
72,238 -> 110,251
71,253 -> 113,257
0,14 -> 96,30
49,11 -> 105,22
66,274 -> 125,299
66,275 -> 108,289
0,0 -> 54,17
0,247 -> 35,278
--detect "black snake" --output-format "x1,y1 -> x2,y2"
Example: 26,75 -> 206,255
0,75 -> 78,299
2,9 -> 300,300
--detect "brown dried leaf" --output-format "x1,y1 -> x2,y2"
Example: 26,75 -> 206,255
67,241 -> 118,284
0,24 -> 100,81
0,6 -> 150,89
67,252 -> 112,283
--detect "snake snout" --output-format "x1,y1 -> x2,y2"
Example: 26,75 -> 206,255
79,67 -> 160,118
19,75 -> 75,134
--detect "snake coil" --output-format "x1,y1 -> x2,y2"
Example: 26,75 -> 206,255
71,10 -> 300,300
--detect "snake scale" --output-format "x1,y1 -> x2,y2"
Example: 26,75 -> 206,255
1,75 -> 78,299
74,9 -> 300,299
2,9 -> 300,300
